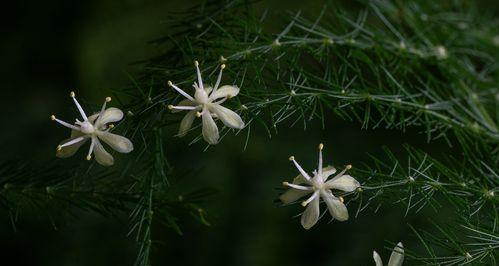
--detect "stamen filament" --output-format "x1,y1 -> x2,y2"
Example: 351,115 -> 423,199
282,182 -> 311,191
168,105 -> 196,111
70,91 -> 89,121
318,143 -> 324,177
211,64 -> 225,95
98,97 -> 111,120
301,191 -> 319,207
167,81 -> 195,101
289,156 -> 311,180
59,136 -> 86,149
329,164 -> 352,182
87,138 -> 95,160
194,60 -> 204,90
213,97 -> 228,105
52,115 -> 80,130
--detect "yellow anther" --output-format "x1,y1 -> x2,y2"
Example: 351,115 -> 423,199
301,201 -> 308,207
70,91 -> 75,97
196,112 -> 202,117
108,124 -> 114,129
105,97 -> 112,102
346,164 -> 352,170
319,143 -> 324,150
221,64 -> 226,69
339,196 -> 344,203
86,155 -> 92,161
51,115 -> 56,120
194,60 -> 199,66
289,156 -> 295,161
282,181 -> 290,186
167,105 -> 174,110
57,145 -> 62,151
167,80 -> 173,87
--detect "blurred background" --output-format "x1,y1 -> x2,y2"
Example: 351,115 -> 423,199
0,0 -> 497,265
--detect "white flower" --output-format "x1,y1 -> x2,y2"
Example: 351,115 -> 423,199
167,61 -> 244,145
51,91 -> 133,166
280,143 -> 360,229
373,242 -> 404,266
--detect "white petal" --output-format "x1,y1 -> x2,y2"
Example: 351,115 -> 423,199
56,132 -> 88,158
93,138 -> 114,166
322,191 -> 349,221
95,107 -> 124,127
172,99 -> 196,113
322,166 -> 337,181
373,251 -> 383,266
205,86 -> 213,95
210,85 -> 239,100
88,114 -> 99,123
280,189 -> 311,204
301,196 -> 320,230
325,174 -> 360,192
178,111 -> 196,136
388,242 -> 404,266
292,173 -> 308,184
209,104 -> 244,129
97,131 -> 133,153
202,111 -> 219,144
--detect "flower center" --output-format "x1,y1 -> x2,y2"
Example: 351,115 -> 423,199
312,178 -> 325,190
78,121 -> 95,134
194,88 -> 210,104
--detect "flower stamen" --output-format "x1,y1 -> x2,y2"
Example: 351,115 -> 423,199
301,191 -> 319,207
289,156 -> 311,180
167,105 -> 196,111
70,91 -> 89,121
167,80 -> 195,101
318,143 -> 324,177
59,136 -> 86,149
194,60 -> 204,90
282,182 -> 311,191
51,115 -> 79,130
212,64 -> 226,95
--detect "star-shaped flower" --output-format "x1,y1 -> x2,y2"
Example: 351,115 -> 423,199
280,143 -> 360,229
51,91 -> 133,166
167,61 -> 244,145
373,242 -> 404,266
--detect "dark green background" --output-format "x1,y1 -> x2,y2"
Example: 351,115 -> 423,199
1,0 -> 496,265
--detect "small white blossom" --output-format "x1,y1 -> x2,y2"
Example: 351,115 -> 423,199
51,91 -> 133,166
280,143 -> 360,229
373,242 -> 404,266
435,45 -> 448,59
167,61 -> 244,145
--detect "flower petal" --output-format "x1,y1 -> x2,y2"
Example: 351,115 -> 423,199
322,166 -> 337,181
93,138 -> 114,166
95,107 -> 124,127
202,111 -> 219,144
280,189 -> 311,204
325,174 -> 360,192
209,104 -> 244,129
88,114 -> 99,123
292,173 -> 308,184
210,85 -> 239,100
388,242 -> 404,266
322,191 -> 349,221
301,197 -> 320,230
205,86 -> 213,95
178,110 -> 196,136
56,132 -> 88,158
172,99 -> 196,113
373,251 -> 383,266
97,131 -> 133,153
